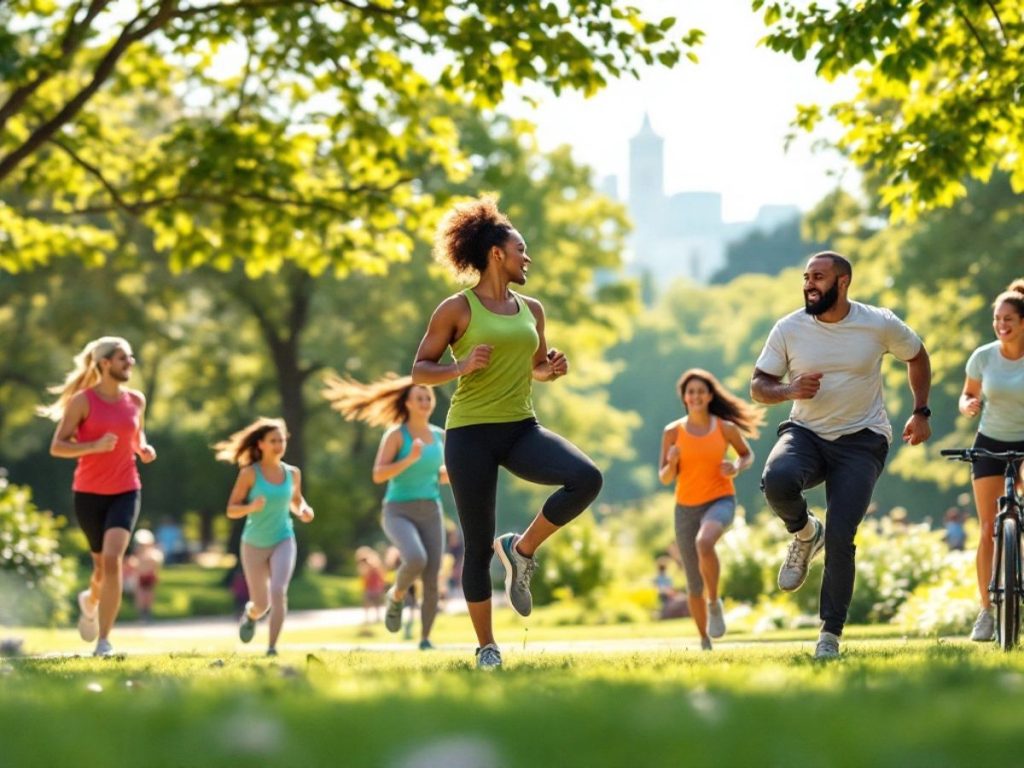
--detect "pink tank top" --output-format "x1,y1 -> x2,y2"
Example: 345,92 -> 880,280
72,388 -> 142,494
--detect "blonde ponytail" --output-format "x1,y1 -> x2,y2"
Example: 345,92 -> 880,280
38,336 -> 131,421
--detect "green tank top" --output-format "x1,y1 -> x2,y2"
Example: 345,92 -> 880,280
446,288 -> 539,429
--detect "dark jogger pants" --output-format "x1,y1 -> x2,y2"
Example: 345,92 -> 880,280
760,422 -> 888,636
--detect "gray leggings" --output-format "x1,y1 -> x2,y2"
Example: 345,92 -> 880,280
382,499 -> 444,638
241,536 -> 297,647
674,496 -> 735,598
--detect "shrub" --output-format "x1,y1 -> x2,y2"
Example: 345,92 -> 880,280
530,516 -> 611,605
0,480 -> 77,627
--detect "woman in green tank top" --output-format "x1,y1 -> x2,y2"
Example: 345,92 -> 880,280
413,196 -> 603,670
324,374 -> 449,650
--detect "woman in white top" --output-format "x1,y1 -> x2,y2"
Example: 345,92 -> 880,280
960,279 -> 1024,641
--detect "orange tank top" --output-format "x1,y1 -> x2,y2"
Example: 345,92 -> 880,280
674,416 -> 735,506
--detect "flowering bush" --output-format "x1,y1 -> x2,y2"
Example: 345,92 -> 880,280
0,480 -> 77,627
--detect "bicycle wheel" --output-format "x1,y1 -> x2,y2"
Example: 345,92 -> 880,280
997,517 -> 1021,651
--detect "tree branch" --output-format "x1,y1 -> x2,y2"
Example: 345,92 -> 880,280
954,7 -> 995,61
984,0 -> 1008,47
0,0 -> 112,136
48,137 -> 140,215
0,0 -> 177,185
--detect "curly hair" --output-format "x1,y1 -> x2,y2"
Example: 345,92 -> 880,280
213,417 -> 289,466
994,278 -> 1024,317
677,368 -> 765,438
323,373 -> 432,428
433,195 -> 515,279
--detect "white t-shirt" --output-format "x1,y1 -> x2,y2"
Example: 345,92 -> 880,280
755,302 -> 923,442
965,341 -> 1024,442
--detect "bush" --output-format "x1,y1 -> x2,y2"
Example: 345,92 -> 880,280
0,481 -> 77,627
530,516 -> 611,605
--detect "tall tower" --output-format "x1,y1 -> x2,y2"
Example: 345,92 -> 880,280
628,113 -> 664,231
628,113 -> 665,287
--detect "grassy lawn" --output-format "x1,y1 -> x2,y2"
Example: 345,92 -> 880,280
1,618 -> 1019,767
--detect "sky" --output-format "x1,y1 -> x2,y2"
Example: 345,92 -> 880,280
507,1 -> 858,223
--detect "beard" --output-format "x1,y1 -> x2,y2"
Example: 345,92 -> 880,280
110,367 -> 131,382
804,279 -> 840,316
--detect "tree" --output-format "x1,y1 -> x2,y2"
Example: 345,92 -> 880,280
755,1 -> 1024,220
1,1 -> 700,273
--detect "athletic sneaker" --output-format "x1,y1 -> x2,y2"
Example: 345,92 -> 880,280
266,648 -> 278,657
384,588 -> 403,633
814,631 -> 840,660
475,643 -> 502,670
700,636 -> 713,651
418,639 -> 435,651
77,589 -> 98,643
238,601 -> 257,644
970,606 -> 995,642
494,533 -> 536,617
707,598 -> 726,639
93,638 -> 115,657
778,515 -> 825,592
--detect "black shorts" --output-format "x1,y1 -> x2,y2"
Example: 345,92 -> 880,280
972,433 -> 1024,480
73,490 -> 141,553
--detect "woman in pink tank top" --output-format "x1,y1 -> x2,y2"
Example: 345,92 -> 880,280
43,336 -> 157,657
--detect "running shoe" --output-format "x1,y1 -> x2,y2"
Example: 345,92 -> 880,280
418,639 -> 435,651
814,631 -> 840,660
384,588 -> 404,633
778,515 -> 825,592
707,598 -> 726,638
494,533 -> 536,617
93,638 -> 115,657
970,606 -> 995,642
77,589 -> 98,643
475,643 -> 502,670
238,601 -> 257,643
266,648 -> 278,657
700,636 -> 713,651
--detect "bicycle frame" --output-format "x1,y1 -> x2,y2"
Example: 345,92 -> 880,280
943,448 -> 1024,650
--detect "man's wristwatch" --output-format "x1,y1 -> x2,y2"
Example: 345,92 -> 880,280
912,405 -> 932,418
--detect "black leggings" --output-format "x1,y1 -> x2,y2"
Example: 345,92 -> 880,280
445,418 -> 603,602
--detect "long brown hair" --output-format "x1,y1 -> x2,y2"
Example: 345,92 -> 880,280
322,373 -> 431,428
213,417 -> 288,466
677,368 -> 765,438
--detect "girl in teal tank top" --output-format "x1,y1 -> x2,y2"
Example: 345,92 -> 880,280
411,197 -> 603,669
324,374 -> 449,649
216,417 -> 314,656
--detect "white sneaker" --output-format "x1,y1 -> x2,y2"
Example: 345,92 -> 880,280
814,631 -> 840,659
970,607 -> 995,642
475,643 -> 502,670
93,638 -> 115,657
77,590 -> 98,643
707,598 -> 726,639
778,516 -> 825,592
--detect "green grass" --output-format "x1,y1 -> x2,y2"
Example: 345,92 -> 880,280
1,623 -> 1021,767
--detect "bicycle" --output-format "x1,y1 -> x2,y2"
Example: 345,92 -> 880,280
942,447 -> 1024,650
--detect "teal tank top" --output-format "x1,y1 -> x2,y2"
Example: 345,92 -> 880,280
384,424 -> 444,503
447,289 -> 539,429
242,463 -> 295,547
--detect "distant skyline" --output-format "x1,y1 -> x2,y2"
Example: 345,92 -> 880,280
509,1 -> 858,223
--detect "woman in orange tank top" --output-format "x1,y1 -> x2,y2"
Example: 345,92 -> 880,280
658,368 -> 763,650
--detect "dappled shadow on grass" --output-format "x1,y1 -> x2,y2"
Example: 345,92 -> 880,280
1,643 -> 1021,767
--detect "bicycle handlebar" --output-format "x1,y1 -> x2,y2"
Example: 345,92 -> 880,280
942,448 -> 1024,463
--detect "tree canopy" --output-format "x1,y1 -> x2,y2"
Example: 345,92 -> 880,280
0,1 -> 700,273
755,0 -> 1023,220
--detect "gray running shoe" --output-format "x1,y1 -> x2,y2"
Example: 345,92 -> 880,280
970,607 -> 995,642
494,533 -> 536,617
266,648 -> 278,657
239,601 -> 257,644
78,589 -> 99,643
707,598 -> 726,639
475,643 -> 502,670
814,631 -> 840,660
778,516 -> 825,592
93,638 -> 115,657
384,589 -> 404,633
700,636 -> 713,651
418,639 -> 435,651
